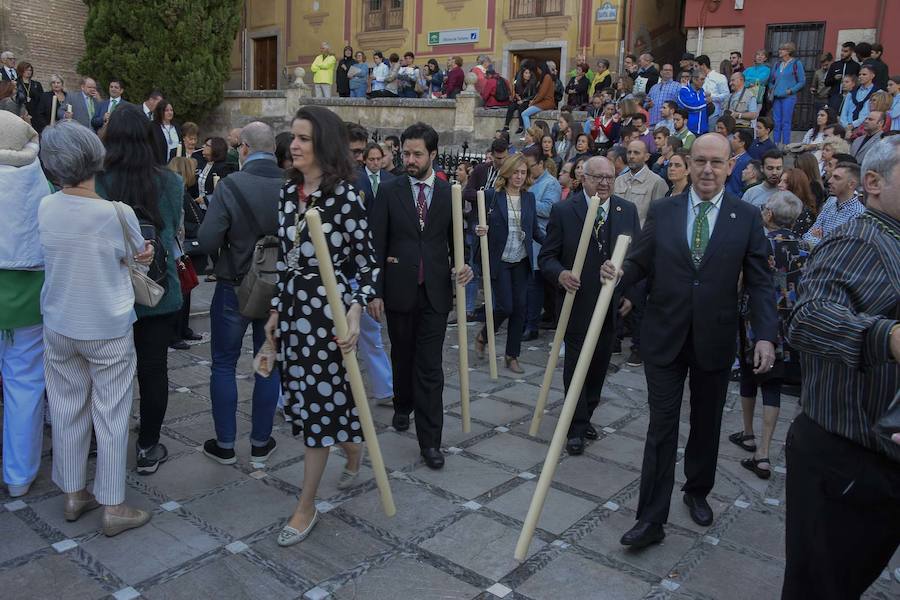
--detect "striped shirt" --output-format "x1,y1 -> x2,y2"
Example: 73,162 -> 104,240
787,209 -> 900,462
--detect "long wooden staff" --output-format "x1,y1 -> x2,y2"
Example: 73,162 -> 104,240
451,183 -> 471,432
305,209 -> 396,517
477,189 -> 498,379
528,194 -> 602,436
514,234 -> 631,561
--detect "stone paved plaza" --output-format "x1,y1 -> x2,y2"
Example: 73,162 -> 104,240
1,282 -> 897,600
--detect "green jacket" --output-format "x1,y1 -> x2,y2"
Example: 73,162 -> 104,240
96,170 -> 184,319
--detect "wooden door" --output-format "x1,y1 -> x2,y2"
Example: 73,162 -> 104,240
253,36 -> 277,90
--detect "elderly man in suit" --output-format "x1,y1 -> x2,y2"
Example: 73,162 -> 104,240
851,110 -> 885,164
369,122 -> 474,470
1,51 -> 17,81
67,77 -> 101,130
602,133 -> 777,549
91,78 -> 131,130
539,156 -> 641,455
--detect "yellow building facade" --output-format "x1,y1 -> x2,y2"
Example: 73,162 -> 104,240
228,0 -> 685,90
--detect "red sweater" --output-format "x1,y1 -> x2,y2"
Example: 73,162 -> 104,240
480,77 -> 511,107
444,67 -> 464,98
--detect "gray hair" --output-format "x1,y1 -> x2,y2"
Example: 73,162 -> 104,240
49,74 -> 63,85
861,135 -> 900,187
765,191 -> 803,228
546,60 -> 557,73
0,51 -> 13,60
477,54 -> 491,65
39,121 -> 106,187
240,121 -> 275,154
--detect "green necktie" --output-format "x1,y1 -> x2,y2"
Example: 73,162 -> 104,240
87,97 -> 95,119
370,173 -> 379,196
110,98 -> 118,112
593,205 -> 606,252
691,201 -> 714,265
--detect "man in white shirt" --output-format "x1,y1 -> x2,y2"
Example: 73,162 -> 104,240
142,90 -> 163,120
1,51 -> 17,81
397,51 -> 420,98
92,78 -> 131,130
696,55 -> 729,124
370,51 -> 389,95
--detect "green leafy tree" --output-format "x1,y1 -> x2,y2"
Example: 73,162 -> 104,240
79,0 -> 241,122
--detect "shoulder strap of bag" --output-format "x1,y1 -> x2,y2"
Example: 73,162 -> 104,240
112,201 -> 140,261
223,177 -> 263,238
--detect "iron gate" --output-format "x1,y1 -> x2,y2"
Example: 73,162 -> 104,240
765,22 -> 826,132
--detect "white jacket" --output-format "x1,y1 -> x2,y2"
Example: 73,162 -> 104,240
0,157 -> 48,270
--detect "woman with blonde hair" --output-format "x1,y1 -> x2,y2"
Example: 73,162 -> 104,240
869,90 -> 893,131
474,154 -> 544,373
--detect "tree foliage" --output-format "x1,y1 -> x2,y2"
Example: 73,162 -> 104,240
79,0 -> 241,122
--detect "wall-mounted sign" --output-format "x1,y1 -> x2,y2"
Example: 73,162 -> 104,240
427,28 -> 480,46
596,1 -> 618,22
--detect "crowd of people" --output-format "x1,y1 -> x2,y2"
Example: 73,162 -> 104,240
1,39 -> 899,599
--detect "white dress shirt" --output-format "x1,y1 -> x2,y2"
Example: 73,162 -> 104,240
685,186 -> 724,248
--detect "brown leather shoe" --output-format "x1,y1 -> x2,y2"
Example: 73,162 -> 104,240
102,506 -> 151,537
63,491 -> 101,522
505,356 -> 524,374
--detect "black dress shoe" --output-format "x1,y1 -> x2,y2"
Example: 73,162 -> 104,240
392,413 -> 410,432
421,448 -> 444,469
184,332 -> 203,341
169,340 -> 190,350
620,521 -> 665,549
565,437 -> 584,455
683,494 -> 714,526
585,424 -> 598,440
522,329 -> 539,342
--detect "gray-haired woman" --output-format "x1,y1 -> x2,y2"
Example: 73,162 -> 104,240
37,121 -> 154,536
729,190 -> 810,479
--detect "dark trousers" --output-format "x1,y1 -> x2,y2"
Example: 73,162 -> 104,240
525,268 -> 555,332
782,413 -> 900,600
484,259 -> 529,358
133,311 -> 178,448
563,327 -> 615,440
386,285 -> 448,450
636,338 -> 731,523
175,290 -> 193,339
504,101 -> 529,128
622,279 -> 646,351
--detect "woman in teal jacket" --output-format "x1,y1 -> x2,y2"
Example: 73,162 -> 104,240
769,42 -> 807,145
97,104 -> 184,476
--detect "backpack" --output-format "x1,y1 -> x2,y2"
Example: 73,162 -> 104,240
554,77 -> 564,104
221,179 -> 280,319
494,76 -> 511,102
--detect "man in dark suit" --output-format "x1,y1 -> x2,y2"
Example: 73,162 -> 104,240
539,156 -> 641,455
369,122 -> 474,470
357,142 -> 395,211
1,51 -> 18,81
68,76 -> 101,130
462,138 -> 509,212
141,90 -> 163,120
602,133 -> 777,549
91,78 -> 132,130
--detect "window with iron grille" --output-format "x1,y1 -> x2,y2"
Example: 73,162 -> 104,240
366,0 -> 404,31
765,22 -> 825,131
511,0 -> 563,19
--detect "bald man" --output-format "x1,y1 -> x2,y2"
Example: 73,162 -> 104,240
602,134 -> 777,548
538,157 -> 641,455
226,127 -> 243,169
69,77 -> 100,130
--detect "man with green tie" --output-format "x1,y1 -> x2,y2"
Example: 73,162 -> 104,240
69,76 -> 100,129
601,133 -> 777,549
92,78 -> 132,131
538,156 -> 641,456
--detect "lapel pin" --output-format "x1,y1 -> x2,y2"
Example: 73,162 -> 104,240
730,212 -> 736,219
616,206 -> 622,212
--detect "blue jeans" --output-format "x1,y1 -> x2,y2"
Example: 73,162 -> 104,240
350,87 -> 366,98
521,106 -> 542,130
209,281 -> 281,448
772,95 -> 797,145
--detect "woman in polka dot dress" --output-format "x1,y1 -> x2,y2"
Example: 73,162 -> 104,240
264,106 -> 379,547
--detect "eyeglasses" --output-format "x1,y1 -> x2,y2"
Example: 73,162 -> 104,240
582,174 -> 615,183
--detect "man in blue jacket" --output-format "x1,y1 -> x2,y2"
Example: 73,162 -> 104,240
677,70 -> 709,135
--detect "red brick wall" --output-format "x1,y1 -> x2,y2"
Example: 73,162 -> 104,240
1,0 -> 88,90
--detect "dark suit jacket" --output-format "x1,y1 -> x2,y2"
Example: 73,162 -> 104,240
370,174 -> 456,314
462,161 -> 496,211
620,190 -> 777,371
356,166 -> 395,211
539,191 -> 641,338
151,121 -> 182,165
90,98 -> 133,130
475,188 -> 544,277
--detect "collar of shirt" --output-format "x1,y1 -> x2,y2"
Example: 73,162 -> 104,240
836,192 -> 862,209
409,170 -> 436,206
689,186 -> 725,212
583,194 -> 611,218
365,167 -> 380,178
628,165 -> 649,182
243,151 -> 275,165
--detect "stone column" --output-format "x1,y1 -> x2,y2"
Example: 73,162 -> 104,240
453,72 -> 479,139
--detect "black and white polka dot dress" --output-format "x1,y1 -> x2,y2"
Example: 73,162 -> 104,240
272,179 -> 379,448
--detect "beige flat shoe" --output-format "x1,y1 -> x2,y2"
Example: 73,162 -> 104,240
102,507 -> 151,537
277,510 -> 319,547
64,492 -> 101,522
